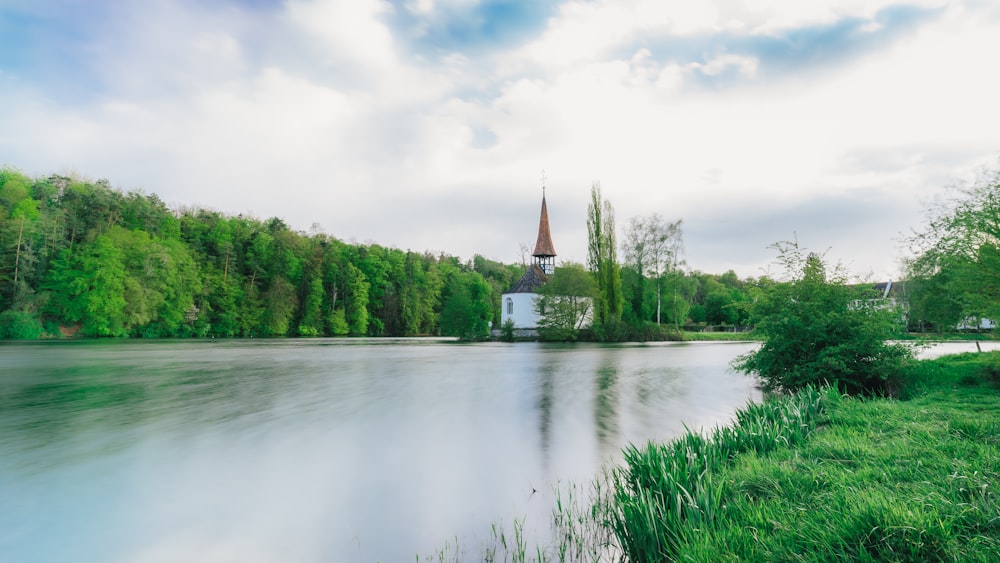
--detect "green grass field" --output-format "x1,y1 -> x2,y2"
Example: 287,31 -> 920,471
662,352 -> 1000,562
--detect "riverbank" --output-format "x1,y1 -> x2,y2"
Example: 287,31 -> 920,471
658,350 -> 1000,561
429,350 -> 1000,561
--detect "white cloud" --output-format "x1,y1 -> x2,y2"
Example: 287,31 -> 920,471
694,53 -> 759,76
286,0 -> 398,71
2,0 -> 1000,279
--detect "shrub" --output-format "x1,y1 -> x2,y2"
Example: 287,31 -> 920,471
0,310 -> 44,339
592,319 -> 629,342
733,243 -> 913,395
627,321 -> 683,342
499,318 -> 516,342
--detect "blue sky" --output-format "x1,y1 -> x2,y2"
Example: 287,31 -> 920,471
3,0 -> 1000,279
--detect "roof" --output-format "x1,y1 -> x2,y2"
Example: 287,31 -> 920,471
872,280 -> 907,298
507,264 -> 549,293
532,195 -> 557,258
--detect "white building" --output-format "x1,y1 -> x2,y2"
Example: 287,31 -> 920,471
501,192 -> 557,330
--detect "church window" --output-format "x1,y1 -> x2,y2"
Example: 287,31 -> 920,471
506,298 -> 513,315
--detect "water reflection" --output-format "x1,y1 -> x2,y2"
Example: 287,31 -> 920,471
1,339 -> 764,562
536,357 -> 556,475
594,351 -> 621,461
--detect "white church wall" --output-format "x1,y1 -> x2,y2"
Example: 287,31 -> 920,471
501,292 -> 540,329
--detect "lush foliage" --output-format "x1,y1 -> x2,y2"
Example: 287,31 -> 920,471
439,270 -> 494,339
906,166 -> 1000,331
733,242 -> 913,395
621,214 -> 683,326
686,269 -> 751,327
0,309 -> 43,338
0,168 -> 519,338
586,183 -> 624,330
1,167 -> 769,342
535,262 -> 597,341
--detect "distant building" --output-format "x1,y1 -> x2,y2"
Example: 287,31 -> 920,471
958,317 -> 997,331
851,279 -> 908,322
501,191 -> 557,331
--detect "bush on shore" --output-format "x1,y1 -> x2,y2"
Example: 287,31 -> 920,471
733,242 -> 913,395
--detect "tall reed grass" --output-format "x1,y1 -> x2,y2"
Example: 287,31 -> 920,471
424,387 -> 832,562
608,386 -> 830,561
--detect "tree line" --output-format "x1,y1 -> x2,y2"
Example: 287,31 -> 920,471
0,168 -> 523,339
8,165 -> 991,342
543,170 -> 1000,343
0,169 -> 764,340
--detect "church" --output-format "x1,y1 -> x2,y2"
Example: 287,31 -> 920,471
500,191 -> 557,332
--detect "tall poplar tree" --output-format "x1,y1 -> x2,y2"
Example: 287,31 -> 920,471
587,183 -> 623,329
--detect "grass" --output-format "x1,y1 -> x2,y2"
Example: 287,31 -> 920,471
681,330 -> 761,341
609,386 -> 829,561
903,331 -> 1000,341
426,351 -> 1000,562
682,330 -> 1000,342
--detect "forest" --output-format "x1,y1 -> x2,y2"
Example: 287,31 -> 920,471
0,168 -> 760,340
7,165 -> 994,341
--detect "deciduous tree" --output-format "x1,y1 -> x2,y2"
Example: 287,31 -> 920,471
536,262 -> 597,341
439,271 -> 492,339
587,183 -> 623,330
622,213 -> 683,326
907,166 -> 1000,329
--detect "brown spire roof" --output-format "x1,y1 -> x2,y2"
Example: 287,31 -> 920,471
532,194 -> 557,258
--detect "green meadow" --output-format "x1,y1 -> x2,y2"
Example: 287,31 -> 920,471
659,351 -> 1000,562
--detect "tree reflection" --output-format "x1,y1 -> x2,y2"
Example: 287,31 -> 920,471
594,349 -> 621,461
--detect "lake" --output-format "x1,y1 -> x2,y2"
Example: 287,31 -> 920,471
1,339 -> 991,562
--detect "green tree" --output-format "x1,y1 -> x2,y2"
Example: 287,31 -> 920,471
0,170 -> 41,310
46,235 -> 128,336
473,254 -> 523,327
622,214 -> 683,326
439,271 -> 492,339
0,309 -> 44,339
261,276 -> 297,336
904,267 -> 963,332
399,252 -> 444,335
907,166 -> 1000,328
298,274 -> 325,336
587,183 -> 624,332
342,261 -> 370,336
105,227 -> 202,337
535,262 -> 597,341
659,269 -> 695,329
207,268 -> 243,337
733,241 -> 912,395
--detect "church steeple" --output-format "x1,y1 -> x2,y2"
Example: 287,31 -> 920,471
532,186 -> 556,275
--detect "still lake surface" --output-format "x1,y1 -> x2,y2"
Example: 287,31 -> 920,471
0,339 -> 992,562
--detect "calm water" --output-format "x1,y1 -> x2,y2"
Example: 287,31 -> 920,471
3,338 -> 984,562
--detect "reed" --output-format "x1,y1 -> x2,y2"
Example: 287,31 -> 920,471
608,386 -> 829,561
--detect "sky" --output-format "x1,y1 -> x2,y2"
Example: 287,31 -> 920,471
2,0 -> 1000,279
